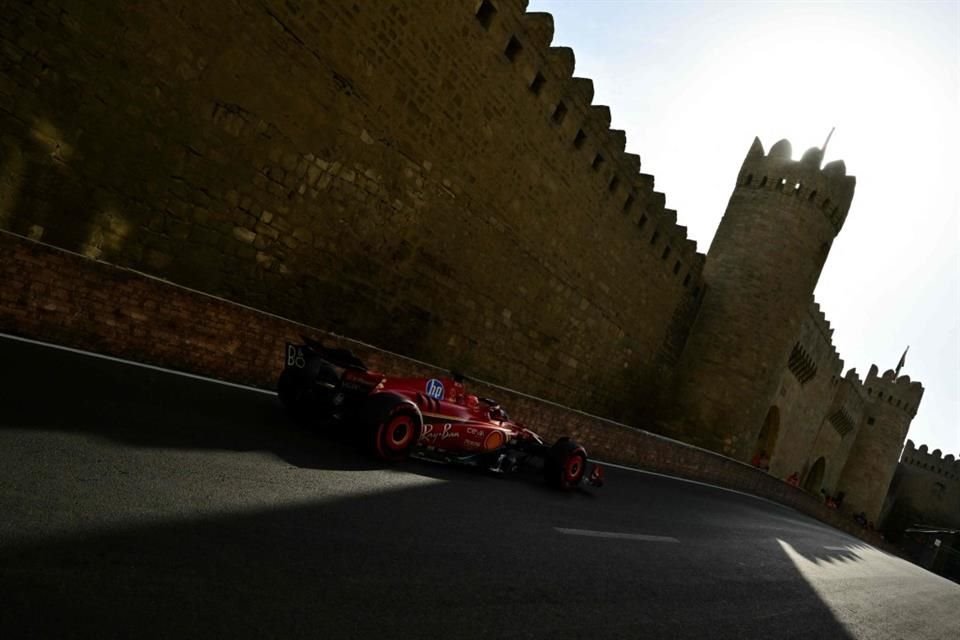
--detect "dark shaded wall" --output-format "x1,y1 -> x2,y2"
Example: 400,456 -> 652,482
0,0 -> 703,420
885,440 -> 960,532
838,366 -> 925,521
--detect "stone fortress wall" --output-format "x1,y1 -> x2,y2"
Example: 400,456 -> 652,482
885,440 -> 960,530
0,1 -> 928,523
0,0 -> 705,420
837,366 -> 925,521
664,138 -> 856,459
767,302 -> 848,486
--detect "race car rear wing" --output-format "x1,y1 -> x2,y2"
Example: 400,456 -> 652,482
301,336 -> 368,371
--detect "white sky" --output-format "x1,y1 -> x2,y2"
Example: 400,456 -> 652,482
529,0 -> 959,455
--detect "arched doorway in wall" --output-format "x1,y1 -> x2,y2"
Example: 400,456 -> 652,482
750,406 -> 780,470
803,457 -> 826,493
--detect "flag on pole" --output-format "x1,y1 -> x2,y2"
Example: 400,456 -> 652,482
895,346 -> 909,376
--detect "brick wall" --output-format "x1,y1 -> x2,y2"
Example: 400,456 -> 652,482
0,0 -> 704,423
0,229 -> 891,549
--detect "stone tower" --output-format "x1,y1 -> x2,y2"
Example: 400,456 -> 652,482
667,137 -> 856,460
838,366 -> 924,521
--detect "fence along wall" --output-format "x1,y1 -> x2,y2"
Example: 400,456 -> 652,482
0,0 -> 703,421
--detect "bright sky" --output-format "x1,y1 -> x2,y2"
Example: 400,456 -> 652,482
529,0 -> 960,455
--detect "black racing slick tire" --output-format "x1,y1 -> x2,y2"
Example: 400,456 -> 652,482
278,367 -> 312,418
277,362 -> 340,423
544,437 -> 588,490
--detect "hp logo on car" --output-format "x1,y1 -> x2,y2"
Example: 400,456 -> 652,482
425,379 -> 445,400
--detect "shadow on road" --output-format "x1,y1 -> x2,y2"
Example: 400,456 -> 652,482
0,337 -> 872,638
1,336 -> 405,472
0,463 -> 859,640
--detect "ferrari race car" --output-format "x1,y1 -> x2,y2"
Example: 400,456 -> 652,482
277,337 -> 604,490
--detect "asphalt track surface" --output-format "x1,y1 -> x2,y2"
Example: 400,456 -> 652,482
1,335 -> 958,639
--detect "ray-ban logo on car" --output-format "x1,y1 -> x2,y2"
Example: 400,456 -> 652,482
425,378 -> 445,399
286,344 -> 306,369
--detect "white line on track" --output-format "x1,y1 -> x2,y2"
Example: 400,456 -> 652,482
554,527 -> 679,543
0,332 -> 278,396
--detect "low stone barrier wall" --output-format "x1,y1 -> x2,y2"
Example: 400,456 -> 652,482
0,229 -> 889,549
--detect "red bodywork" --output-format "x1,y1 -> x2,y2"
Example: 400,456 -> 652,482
280,339 -> 604,488
343,370 -> 541,455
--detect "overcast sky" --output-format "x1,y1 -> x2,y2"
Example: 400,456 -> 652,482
529,0 -> 959,456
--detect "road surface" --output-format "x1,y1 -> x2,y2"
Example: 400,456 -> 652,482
1,334 -> 957,639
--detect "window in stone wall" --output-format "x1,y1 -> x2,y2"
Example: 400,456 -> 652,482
592,153 -> 605,170
808,189 -> 818,202
683,273 -> 691,287
650,230 -> 660,245
574,129 -> 586,149
637,214 -> 648,229
552,101 -> 568,124
623,195 -> 635,213
743,174 -> 753,186
933,481 -> 946,498
504,36 -> 522,61
476,1 -> 497,29
759,176 -> 768,187
609,176 -> 620,192
828,409 -> 855,437
673,260 -> 682,275
661,246 -> 671,260
530,72 -> 546,95
787,342 -> 817,384
867,416 -> 876,425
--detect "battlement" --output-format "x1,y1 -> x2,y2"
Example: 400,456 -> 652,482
477,1 -> 707,291
735,138 -> 856,234
809,299 -> 842,368
845,367 -> 862,385
903,440 -> 960,479
864,364 -> 924,417
791,300 -> 844,390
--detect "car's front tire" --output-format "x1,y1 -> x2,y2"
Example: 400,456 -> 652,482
544,437 -> 587,489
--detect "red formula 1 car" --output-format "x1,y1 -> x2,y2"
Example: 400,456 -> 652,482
277,337 -> 603,490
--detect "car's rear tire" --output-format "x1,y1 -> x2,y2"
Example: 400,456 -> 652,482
544,437 -> 587,490
277,363 -> 340,425
372,406 -> 422,462
278,368 -> 313,417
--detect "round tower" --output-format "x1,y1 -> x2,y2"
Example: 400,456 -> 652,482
838,365 -> 924,522
667,137 -> 856,459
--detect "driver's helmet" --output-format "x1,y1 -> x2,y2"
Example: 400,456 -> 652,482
479,397 -> 506,421
466,394 -> 480,410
